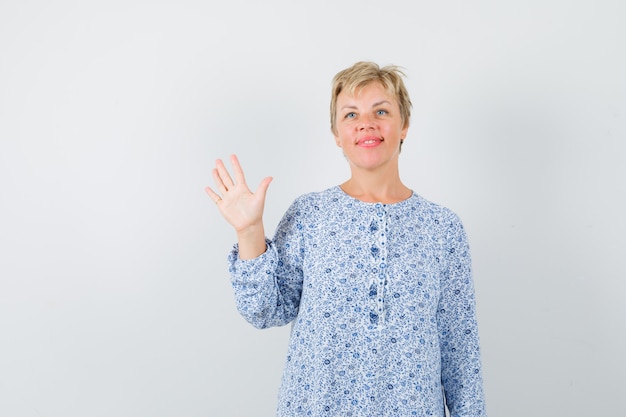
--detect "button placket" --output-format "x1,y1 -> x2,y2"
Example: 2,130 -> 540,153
372,203 -> 389,326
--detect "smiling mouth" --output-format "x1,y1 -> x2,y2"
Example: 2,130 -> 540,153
357,137 -> 384,145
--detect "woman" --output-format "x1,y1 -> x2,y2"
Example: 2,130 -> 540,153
206,62 -> 486,416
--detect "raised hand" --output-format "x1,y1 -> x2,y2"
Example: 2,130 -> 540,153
205,154 -> 272,259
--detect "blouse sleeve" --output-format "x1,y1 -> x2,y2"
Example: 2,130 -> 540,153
437,212 -> 487,416
228,198 -> 306,329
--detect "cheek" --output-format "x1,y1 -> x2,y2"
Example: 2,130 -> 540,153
335,127 -> 349,145
386,123 -> 404,136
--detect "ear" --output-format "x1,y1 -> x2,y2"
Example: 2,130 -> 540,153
333,131 -> 342,148
400,123 -> 409,141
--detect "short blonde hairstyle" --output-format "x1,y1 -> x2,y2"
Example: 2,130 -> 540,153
330,61 -> 412,135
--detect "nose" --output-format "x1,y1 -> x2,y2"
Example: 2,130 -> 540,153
358,114 -> 375,130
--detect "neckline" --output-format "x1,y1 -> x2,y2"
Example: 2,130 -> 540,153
334,185 -> 415,207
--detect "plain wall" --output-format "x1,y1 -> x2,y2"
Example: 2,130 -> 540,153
1,1 -> 624,416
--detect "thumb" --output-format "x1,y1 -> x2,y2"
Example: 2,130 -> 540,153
255,176 -> 273,201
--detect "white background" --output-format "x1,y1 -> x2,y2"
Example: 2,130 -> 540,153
1,1 -> 625,416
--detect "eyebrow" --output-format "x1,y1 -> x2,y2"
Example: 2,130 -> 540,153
372,100 -> 392,107
340,100 -> 392,111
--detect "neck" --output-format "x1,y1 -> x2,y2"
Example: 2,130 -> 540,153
340,164 -> 411,204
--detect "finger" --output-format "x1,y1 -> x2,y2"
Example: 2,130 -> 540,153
215,159 -> 235,190
204,186 -> 222,204
211,167 -> 229,194
230,154 -> 247,186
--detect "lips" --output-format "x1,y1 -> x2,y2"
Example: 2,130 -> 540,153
356,136 -> 383,147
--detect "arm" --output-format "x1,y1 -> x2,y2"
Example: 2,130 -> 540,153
437,213 -> 486,416
206,155 -> 303,327
228,198 -> 305,329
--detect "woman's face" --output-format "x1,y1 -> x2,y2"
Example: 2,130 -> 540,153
334,81 -> 408,173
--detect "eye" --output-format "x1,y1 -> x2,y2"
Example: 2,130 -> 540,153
345,112 -> 357,119
376,109 -> 388,116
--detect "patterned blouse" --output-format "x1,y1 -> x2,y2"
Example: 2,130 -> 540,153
228,186 -> 486,416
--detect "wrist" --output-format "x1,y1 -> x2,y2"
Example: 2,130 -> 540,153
235,222 -> 264,239
236,222 -> 267,260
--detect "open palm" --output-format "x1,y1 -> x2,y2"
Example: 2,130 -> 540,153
205,154 -> 272,234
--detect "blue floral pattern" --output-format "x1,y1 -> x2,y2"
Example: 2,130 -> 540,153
229,186 -> 486,416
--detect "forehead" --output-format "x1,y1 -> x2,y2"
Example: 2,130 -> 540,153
337,81 -> 397,106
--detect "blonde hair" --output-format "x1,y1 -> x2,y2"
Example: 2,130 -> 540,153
330,61 -> 412,135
